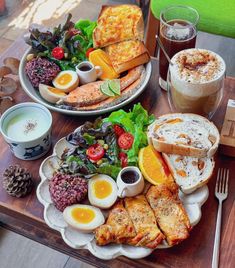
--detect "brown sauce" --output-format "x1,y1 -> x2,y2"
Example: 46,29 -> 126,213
121,170 -> 139,184
79,65 -> 92,72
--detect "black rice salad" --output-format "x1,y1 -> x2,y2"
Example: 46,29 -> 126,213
25,57 -> 60,89
49,173 -> 88,212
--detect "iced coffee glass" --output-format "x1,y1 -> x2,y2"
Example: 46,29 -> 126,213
159,5 -> 199,90
167,49 -> 226,119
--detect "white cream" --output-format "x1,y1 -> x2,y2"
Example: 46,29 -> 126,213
6,112 -> 49,142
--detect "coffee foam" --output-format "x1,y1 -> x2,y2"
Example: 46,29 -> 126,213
169,49 -> 226,97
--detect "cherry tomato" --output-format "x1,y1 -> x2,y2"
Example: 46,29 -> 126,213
52,47 -> 64,60
118,133 -> 134,150
87,143 -> 105,161
113,124 -> 125,136
119,152 -> 128,168
86,47 -> 95,58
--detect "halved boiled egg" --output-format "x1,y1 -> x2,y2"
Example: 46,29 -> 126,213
63,204 -> 105,233
88,174 -> 118,209
52,70 -> 79,92
39,84 -> 66,103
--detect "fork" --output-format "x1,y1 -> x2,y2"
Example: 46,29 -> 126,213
212,168 -> 229,268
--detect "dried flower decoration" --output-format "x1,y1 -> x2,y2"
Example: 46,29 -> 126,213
0,57 -> 20,115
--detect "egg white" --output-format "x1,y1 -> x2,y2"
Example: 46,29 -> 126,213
63,204 -> 105,233
52,70 -> 79,92
88,174 -> 118,209
39,83 -> 66,103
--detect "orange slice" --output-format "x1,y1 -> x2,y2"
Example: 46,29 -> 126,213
138,145 -> 174,185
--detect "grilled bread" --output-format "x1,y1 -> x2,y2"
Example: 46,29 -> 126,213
124,195 -> 164,248
95,188 -> 190,248
146,185 -> 191,246
163,154 -> 214,194
105,40 -> 150,74
95,196 -> 164,249
148,113 -> 220,158
93,5 -> 144,48
95,200 -> 136,246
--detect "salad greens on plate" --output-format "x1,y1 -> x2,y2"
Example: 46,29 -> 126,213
60,103 -> 155,179
26,13 -> 97,70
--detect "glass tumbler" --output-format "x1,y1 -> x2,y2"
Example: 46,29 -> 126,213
159,5 -> 199,90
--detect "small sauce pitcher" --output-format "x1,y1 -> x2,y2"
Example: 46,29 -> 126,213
76,61 -> 102,85
117,166 -> 144,198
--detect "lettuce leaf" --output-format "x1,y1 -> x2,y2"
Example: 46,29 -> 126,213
74,19 -> 97,47
104,103 -> 155,165
97,163 -> 121,178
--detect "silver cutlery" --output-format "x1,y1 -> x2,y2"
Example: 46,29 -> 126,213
212,168 -> 229,268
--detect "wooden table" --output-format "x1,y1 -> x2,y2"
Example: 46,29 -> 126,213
0,37 -> 234,268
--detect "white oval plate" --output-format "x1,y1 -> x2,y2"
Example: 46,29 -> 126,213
37,136 -> 209,260
19,48 -> 152,116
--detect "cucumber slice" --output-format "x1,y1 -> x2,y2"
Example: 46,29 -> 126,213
108,79 -> 121,95
100,81 -> 116,97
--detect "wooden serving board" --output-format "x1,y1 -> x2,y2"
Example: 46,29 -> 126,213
0,36 -> 234,268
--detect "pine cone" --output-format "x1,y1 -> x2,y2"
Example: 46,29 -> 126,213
3,165 -> 33,198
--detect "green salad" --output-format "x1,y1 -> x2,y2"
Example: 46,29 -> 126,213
26,13 -> 97,70
60,104 -> 155,179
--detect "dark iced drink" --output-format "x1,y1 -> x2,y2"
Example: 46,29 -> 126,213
159,6 -> 199,90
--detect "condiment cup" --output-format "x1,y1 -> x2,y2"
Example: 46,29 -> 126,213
0,102 -> 52,160
75,61 -> 102,85
117,166 -> 144,198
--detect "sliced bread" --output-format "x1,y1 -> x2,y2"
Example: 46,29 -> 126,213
162,153 -> 215,194
148,113 -> 220,158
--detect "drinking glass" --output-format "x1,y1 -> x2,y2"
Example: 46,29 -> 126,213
159,5 -> 199,90
167,49 -> 226,119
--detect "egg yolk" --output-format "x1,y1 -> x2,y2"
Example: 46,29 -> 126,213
71,207 -> 95,224
93,180 -> 112,199
56,73 -> 72,86
48,87 -> 66,95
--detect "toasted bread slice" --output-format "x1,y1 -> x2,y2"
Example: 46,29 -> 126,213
148,113 -> 220,158
124,195 -> 164,248
146,184 -> 191,246
93,5 -> 144,48
105,40 -> 150,74
163,154 -> 215,194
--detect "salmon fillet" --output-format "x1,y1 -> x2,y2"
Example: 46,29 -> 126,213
64,81 -> 105,107
76,78 -> 142,111
64,65 -> 144,107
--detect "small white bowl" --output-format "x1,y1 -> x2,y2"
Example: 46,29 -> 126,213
0,102 -> 52,160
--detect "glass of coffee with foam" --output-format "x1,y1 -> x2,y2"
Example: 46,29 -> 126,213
159,5 -> 199,90
168,48 -> 226,119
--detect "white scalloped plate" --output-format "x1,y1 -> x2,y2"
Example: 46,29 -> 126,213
37,137 -> 209,260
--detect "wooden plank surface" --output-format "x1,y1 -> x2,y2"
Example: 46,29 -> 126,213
0,37 -> 234,268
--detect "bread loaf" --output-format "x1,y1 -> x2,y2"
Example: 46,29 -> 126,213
148,113 -> 220,158
162,154 -> 214,194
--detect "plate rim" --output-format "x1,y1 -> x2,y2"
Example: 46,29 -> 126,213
19,47 -> 152,116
